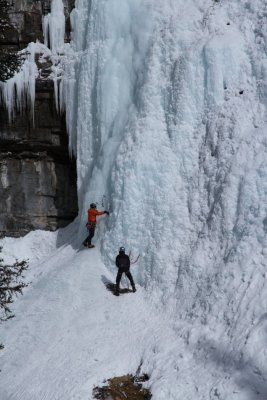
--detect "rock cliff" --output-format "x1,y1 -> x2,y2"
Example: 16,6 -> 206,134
0,0 -> 78,237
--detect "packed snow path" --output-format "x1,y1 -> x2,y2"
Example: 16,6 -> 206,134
0,237 -> 154,399
0,230 -> 184,400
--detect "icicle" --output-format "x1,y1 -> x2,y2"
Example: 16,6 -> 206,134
0,43 -> 41,123
1,0 -> 66,120
41,0 -> 66,113
42,14 -> 50,48
51,64 -> 63,113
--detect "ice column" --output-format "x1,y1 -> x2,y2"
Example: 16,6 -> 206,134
43,0 -> 66,112
42,0 -> 65,54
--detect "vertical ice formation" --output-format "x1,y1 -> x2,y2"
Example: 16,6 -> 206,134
43,0 -> 67,112
42,0 -> 66,112
0,0 -> 65,119
42,0 -> 65,54
62,0 -> 154,215
65,0 -> 267,355
0,43 -> 39,121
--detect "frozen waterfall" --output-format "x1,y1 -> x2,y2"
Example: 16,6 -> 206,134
61,1 -> 267,390
0,0 -> 267,398
64,0 -> 267,341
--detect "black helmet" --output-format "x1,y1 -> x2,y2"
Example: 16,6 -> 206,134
90,203 -> 96,208
119,246 -> 125,253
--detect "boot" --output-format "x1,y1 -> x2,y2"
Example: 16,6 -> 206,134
115,286 -> 120,296
132,285 -> 136,293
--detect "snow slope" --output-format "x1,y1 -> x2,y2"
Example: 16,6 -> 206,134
1,229 -> 265,400
1,0 -> 267,399
0,230 -> 186,400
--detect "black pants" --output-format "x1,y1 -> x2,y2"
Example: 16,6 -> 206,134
84,225 -> 95,245
116,270 -> 135,290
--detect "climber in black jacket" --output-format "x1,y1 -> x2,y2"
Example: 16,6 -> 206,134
115,247 -> 136,296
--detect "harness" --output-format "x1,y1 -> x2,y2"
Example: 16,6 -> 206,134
86,221 -> 96,230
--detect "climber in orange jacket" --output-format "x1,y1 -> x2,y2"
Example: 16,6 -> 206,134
83,203 -> 109,248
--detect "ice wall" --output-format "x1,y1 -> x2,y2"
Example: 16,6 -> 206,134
65,0 -> 267,360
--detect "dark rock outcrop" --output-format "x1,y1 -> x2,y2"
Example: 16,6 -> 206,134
0,0 -> 78,237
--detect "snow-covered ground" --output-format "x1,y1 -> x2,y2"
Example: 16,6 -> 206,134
1,227 -> 266,400
1,0 -> 267,398
0,229 -> 187,400
1,226 -> 266,400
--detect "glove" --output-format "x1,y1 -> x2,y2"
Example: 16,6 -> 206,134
105,210 -> 110,215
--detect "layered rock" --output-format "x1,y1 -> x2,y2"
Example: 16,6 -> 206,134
0,0 -> 78,237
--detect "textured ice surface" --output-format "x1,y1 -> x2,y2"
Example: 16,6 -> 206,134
65,0 -> 267,310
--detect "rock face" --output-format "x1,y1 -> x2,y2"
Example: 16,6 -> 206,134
0,0 -> 78,237
4,0 -> 75,49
